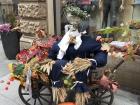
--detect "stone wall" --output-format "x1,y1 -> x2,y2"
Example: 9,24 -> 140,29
20,19 -> 47,34
18,0 -> 47,36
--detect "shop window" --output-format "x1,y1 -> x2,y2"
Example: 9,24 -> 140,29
60,0 -> 101,36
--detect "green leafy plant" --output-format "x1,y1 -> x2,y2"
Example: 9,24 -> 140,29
5,13 -> 16,28
13,64 -> 25,76
96,27 -> 124,35
64,5 -> 89,20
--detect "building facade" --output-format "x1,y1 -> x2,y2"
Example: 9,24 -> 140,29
18,0 -> 134,38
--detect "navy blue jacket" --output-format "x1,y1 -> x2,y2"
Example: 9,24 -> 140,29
49,35 -> 107,68
48,35 -> 108,92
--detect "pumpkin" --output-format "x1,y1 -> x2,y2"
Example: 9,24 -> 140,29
58,102 -> 75,105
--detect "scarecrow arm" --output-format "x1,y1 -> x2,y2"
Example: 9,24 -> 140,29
90,42 -> 108,69
94,50 -> 108,67
48,42 -> 59,60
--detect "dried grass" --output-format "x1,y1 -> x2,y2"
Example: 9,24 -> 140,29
63,58 -> 92,77
52,87 -> 67,104
75,92 -> 91,105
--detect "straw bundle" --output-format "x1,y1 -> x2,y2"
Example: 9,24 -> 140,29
39,59 -> 55,75
63,58 -> 92,76
52,87 -> 67,104
75,92 -> 91,105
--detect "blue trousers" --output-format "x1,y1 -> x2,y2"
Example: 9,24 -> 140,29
50,59 -> 90,92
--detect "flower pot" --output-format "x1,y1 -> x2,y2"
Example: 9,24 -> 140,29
0,31 -> 22,60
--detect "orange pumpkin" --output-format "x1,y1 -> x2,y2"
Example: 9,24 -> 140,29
58,102 -> 75,105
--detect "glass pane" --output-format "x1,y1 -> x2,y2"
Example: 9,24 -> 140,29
0,3 -> 5,24
0,1 -> 19,24
60,0 -> 102,36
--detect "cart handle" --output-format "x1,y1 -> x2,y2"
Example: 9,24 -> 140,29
110,59 -> 124,73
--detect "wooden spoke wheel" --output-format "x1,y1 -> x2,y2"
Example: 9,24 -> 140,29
88,87 -> 114,105
18,84 -> 53,105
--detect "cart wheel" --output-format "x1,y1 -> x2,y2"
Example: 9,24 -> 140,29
18,85 -> 53,105
88,87 -> 114,105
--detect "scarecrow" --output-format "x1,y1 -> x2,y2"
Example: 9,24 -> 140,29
48,24 -> 108,105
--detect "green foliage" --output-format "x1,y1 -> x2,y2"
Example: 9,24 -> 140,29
5,13 -> 16,28
96,27 -> 124,35
96,25 -> 133,42
13,64 -> 25,76
62,76 -> 74,88
64,5 -> 89,20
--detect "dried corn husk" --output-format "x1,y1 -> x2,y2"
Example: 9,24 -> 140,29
32,71 -> 39,79
23,57 -> 39,76
39,59 -> 54,65
39,59 -> 55,75
75,92 -> 91,105
38,73 -> 49,84
52,87 -> 67,104
63,58 -> 92,77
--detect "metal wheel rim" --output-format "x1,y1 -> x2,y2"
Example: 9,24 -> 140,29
18,85 -> 53,105
88,87 -> 114,105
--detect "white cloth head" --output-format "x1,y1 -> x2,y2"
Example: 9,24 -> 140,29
57,28 -> 82,59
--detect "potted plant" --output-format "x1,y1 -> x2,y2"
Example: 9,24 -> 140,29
0,23 -> 22,60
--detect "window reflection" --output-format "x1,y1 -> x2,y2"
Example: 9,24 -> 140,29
60,0 -> 102,36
